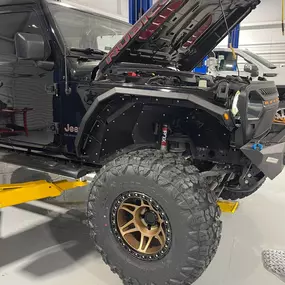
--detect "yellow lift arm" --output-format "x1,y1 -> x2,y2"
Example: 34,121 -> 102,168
0,179 -> 238,213
0,180 -> 87,208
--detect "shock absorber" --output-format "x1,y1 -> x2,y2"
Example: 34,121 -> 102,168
161,124 -> 168,152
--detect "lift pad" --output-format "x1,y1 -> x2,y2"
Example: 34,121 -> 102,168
0,180 -> 87,208
217,200 -> 239,213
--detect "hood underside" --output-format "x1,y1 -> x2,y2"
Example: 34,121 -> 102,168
99,0 -> 260,75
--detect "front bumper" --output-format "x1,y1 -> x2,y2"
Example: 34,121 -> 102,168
241,125 -> 285,180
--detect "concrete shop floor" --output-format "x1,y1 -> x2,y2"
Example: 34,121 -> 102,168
0,168 -> 285,285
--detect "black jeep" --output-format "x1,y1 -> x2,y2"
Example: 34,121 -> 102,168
0,0 -> 284,284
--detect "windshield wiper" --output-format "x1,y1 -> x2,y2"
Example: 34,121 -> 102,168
70,48 -> 106,56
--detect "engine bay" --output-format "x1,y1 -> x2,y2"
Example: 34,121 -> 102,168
97,62 -> 251,109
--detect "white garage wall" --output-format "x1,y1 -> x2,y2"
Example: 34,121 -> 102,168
65,0 -> 129,21
218,0 -> 285,65
244,0 -> 281,24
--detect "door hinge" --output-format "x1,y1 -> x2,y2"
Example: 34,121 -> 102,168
45,83 -> 58,96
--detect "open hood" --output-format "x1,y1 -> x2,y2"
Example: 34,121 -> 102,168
98,0 -> 260,75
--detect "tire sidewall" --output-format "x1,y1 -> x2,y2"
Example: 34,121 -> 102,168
90,171 -> 195,284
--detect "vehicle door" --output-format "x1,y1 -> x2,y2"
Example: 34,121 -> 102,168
0,3 -> 57,147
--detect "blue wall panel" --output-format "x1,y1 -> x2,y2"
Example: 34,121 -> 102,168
129,0 -> 153,24
228,24 -> 240,48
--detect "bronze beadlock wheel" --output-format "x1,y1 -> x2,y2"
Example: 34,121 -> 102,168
88,150 -> 222,285
111,192 -> 172,261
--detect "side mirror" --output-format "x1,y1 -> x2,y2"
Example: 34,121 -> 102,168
15,32 -> 45,60
244,63 -> 259,78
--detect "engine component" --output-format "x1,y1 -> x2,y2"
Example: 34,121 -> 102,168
168,134 -> 190,153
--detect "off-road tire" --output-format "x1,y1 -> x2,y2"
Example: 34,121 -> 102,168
220,177 -> 266,200
87,150 -> 222,285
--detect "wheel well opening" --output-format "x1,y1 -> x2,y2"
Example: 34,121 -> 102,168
83,101 -> 231,164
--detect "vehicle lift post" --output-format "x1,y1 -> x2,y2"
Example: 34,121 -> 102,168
129,0 -> 153,24
228,24 -> 240,48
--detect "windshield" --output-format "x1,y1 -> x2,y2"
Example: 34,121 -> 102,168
243,50 -> 277,69
47,3 -> 130,53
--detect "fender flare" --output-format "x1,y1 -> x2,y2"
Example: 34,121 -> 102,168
75,87 -> 229,157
